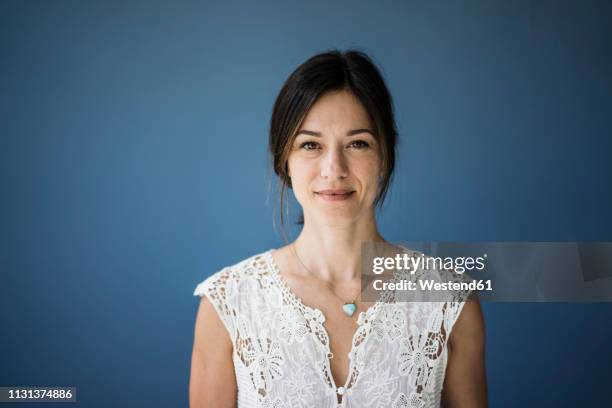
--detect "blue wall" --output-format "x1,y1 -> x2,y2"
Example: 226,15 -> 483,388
1,0 -> 611,406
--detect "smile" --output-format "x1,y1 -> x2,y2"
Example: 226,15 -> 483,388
314,190 -> 355,202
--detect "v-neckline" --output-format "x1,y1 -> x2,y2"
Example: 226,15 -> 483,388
265,247 -> 405,395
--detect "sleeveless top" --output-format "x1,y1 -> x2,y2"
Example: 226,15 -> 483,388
193,248 -> 473,408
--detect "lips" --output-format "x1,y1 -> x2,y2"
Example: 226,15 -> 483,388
316,189 -> 355,195
314,189 -> 355,201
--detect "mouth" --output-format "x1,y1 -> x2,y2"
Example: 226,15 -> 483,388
314,189 -> 355,202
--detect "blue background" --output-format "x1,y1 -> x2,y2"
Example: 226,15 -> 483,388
1,0 -> 611,406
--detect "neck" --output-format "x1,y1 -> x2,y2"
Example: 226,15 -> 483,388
293,210 -> 385,284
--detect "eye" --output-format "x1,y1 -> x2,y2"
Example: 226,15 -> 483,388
348,140 -> 370,149
299,141 -> 321,151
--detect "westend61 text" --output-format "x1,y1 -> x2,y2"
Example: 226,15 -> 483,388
372,279 -> 493,292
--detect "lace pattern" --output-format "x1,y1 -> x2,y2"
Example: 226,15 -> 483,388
193,249 -> 473,407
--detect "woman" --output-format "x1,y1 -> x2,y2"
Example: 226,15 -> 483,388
190,49 -> 487,407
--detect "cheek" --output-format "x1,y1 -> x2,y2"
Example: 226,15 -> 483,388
287,159 -> 316,194
351,156 -> 381,186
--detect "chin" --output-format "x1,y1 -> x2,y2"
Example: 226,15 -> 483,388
311,208 -> 364,226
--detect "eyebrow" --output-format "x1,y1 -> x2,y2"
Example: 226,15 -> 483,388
296,128 -> 376,137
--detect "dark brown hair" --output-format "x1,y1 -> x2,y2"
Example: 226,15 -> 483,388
269,49 -> 398,229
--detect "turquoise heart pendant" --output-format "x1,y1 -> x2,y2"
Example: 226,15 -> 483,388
342,303 -> 357,317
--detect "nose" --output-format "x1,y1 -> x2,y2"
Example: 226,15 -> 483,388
320,144 -> 348,179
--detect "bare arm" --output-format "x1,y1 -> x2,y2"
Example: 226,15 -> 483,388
189,297 -> 237,408
441,295 -> 488,407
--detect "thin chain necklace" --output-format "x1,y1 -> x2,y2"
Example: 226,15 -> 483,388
291,242 -> 361,317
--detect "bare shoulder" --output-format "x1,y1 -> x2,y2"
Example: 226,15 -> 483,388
449,293 -> 486,348
270,244 -> 294,267
270,244 -> 304,280
189,296 -> 236,407
193,296 -> 233,350
443,293 -> 488,407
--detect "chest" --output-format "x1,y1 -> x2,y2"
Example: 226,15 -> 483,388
318,300 -> 379,387
276,273 -> 380,385
233,277 -> 451,408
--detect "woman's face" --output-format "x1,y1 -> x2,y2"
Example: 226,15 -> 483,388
287,89 -> 382,226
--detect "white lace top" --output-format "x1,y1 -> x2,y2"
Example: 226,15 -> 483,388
193,249 -> 472,408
